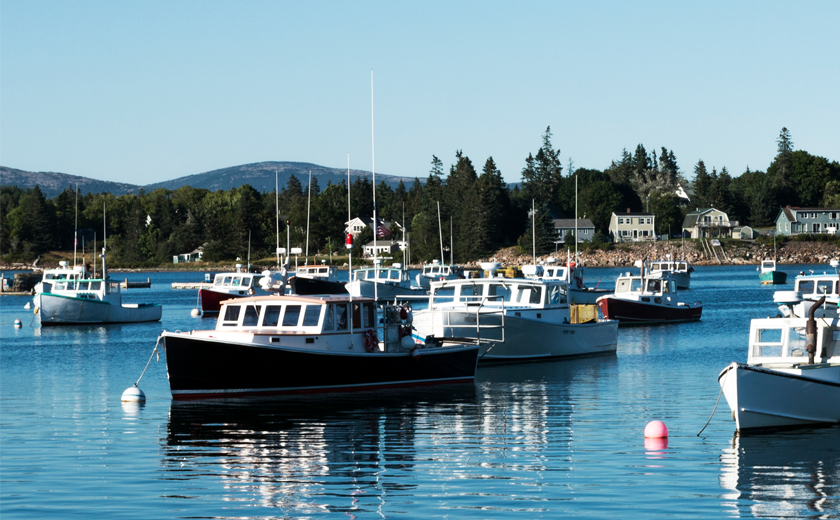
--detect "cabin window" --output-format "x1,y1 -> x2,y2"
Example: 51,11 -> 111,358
324,305 -> 334,330
262,305 -> 283,327
90,281 -> 101,291
363,302 -> 375,328
241,277 -> 252,288
797,280 -> 815,293
231,277 -> 242,287
222,305 -> 241,324
302,305 -> 322,327
753,328 -> 783,357
76,282 -> 89,291
460,284 -> 484,300
318,268 -> 327,274
486,283 -> 512,302
787,327 -> 807,357
647,280 -> 661,292
214,277 -> 223,286
390,270 -> 400,280
335,304 -> 348,330
549,285 -> 562,304
351,302 -> 363,328
817,280 -> 833,294
242,305 -> 260,327
282,305 -> 302,327
651,263 -> 660,270
223,276 -> 233,286
762,262 -> 773,269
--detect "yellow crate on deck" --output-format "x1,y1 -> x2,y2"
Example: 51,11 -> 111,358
570,304 -> 597,324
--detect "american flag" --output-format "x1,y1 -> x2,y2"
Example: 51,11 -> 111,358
376,220 -> 391,238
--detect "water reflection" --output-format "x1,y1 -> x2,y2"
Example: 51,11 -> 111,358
161,358 -> 614,516
720,427 -> 840,518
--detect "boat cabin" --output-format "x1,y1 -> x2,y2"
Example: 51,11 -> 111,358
295,265 -> 338,280
760,260 -> 777,273
649,260 -> 690,274
420,261 -> 463,279
429,278 -> 567,310
212,272 -> 262,290
793,275 -> 839,297
748,317 -> 840,367
216,295 -> 376,332
352,266 -> 411,285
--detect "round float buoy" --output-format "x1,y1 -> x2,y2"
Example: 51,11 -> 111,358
190,308 -> 201,317
400,335 -> 415,350
644,420 -> 668,438
121,386 -> 146,403
14,319 -> 22,328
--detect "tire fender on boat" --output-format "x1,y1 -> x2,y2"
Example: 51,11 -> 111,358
364,329 -> 379,352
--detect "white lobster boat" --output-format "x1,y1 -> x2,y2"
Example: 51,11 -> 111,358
719,297 -> 840,432
411,276 -> 618,364
773,263 -> 839,319
33,251 -> 160,326
346,264 -> 426,299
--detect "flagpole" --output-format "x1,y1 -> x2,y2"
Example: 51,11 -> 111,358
347,152 -> 353,347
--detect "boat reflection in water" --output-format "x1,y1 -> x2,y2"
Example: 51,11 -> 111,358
161,356 -> 615,517
719,428 -> 840,518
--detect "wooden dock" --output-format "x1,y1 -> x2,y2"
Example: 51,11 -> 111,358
121,278 -> 151,289
171,282 -> 213,290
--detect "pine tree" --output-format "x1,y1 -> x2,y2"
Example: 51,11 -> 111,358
692,160 -> 711,207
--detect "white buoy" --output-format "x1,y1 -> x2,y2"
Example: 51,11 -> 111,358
14,319 -> 22,328
400,335 -> 415,350
24,302 -> 31,310
190,308 -> 201,317
121,386 -> 146,402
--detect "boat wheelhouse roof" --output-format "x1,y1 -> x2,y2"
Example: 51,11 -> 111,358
220,294 -> 375,306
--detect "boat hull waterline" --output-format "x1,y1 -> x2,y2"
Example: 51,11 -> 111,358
162,334 -> 479,399
719,362 -> 840,431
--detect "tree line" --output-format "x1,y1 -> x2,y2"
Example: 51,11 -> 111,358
2,127 -> 837,266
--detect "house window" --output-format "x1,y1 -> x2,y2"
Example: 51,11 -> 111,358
811,212 -> 817,218
621,230 -> 629,236
831,212 -> 838,219
786,223 -> 789,232
813,223 -> 821,232
646,218 -> 652,224
618,218 -> 624,224
642,230 -> 649,237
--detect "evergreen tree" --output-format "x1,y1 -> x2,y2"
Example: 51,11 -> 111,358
692,160 -> 711,207
517,202 -> 556,255
521,127 -> 563,205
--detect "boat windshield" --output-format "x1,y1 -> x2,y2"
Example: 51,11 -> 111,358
515,285 -> 543,305
615,277 -> 642,293
762,261 -> 774,269
816,280 -> 835,295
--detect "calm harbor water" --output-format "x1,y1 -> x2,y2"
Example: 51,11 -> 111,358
2,265 -> 839,518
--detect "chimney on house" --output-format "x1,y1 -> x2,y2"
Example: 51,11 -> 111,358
626,208 -> 630,213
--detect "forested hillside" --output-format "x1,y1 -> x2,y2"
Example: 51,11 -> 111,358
2,128 -> 837,266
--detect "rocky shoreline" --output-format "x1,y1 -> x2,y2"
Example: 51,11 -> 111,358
467,240 -> 840,269
3,241 -> 840,273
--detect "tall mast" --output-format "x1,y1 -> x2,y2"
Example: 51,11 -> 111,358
275,170 -> 280,270
73,184 -> 78,269
450,216 -> 453,265
347,153 -> 354,346
371,70 -> 378,301
532,199 -> 536,266
305,170 -> 312,265
437,201 -> 444,263
575,173 -> 578,262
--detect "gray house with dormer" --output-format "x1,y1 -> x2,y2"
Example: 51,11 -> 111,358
775,206 -> 840,236
553,218 -> 595,243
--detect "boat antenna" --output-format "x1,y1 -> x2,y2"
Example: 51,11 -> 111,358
275,170 -> 280,270
247,230 -> 251,272
93,232 -> 96,278
73,184 -> 78,269
102,201 -> 107,281
437,201 -> 444,263
450,216 -> 453,265
371,69 -> 378,302
575,173 -> 578,264
347,152 -> 354,347
305,170 -> 312,265
402,202 -> 406,266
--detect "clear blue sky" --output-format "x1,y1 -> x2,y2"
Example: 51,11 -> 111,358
2,0 -> 838,186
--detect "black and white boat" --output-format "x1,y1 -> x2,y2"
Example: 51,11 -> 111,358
160,294 -> 480,399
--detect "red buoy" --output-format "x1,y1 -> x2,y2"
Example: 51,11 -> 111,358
345,233 -> 353,249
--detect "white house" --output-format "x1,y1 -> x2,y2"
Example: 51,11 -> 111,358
362,240 -> 401,258
608,211 -> 656,242
345,217 -> 403,238
682,208 -> 737,238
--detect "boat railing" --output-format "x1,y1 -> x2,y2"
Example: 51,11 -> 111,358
426,297 -> 506,344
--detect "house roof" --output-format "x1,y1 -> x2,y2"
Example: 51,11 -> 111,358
363,240 -> 401,247
553,218 -> 595,229
611,212 -> 654,217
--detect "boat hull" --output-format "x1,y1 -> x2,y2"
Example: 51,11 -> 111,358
719,362 -> 840,431
760,271 -> 787,285
412,311 -> 618,364
597,296 -> 701,325
36,293 -> 161,325
162,334 -> 479,399
199,288 -> 252,314
289,276 -> 348,295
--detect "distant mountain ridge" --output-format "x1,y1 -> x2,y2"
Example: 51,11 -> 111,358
1,161 -> 419,198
